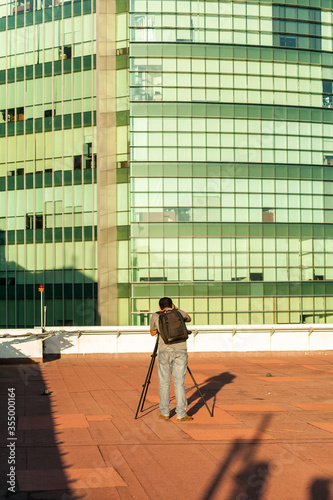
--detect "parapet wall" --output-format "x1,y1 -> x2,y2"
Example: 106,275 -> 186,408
0,324 -> 333,359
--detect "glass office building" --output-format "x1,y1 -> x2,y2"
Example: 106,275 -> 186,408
124,0 -> 333,326
0,0 -> 98,327
2,0 -> 333,328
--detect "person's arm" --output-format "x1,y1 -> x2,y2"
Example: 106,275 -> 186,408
173,305 -> 191,323
150,313 -> 158,336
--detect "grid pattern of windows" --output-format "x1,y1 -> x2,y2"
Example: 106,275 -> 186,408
130,114 -> 333,168
127,0 -> 333,326
130,176 -> 333,224
273,5 -> 322,50
0,0 -> 97,327
130,57 -> 326,106
129,1 -> 333,51
130,236 -> 333,282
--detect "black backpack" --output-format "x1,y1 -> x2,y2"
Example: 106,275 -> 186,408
158,309 -> 189,345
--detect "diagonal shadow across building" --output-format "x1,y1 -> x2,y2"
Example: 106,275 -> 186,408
0,229 -> 99,329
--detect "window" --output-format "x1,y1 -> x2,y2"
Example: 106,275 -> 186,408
323,155 -> 333,166
323,81 -> 333,108
26,214 -> 43,230
13,0 -> 33,15
74,155 -> 82,170
272,6 -> 321,50
116,47 -> 129,56
117,161 -> 129,168
1,108 -> 24,122
139,311 -> 149,325
26,214 -> 33,230
44,0 -> 56,8
84,142 -> 92,168
9,168 -> 25,176
35,215 -> 43,229
6,109 -> 15,122
250,272 -> 263,281
16,107 -> 24,121
59,46 -> 72,60
279,35 -> 297,48
263,208 -> 274,222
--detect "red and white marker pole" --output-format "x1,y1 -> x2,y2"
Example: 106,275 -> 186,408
38,284 -> 44,329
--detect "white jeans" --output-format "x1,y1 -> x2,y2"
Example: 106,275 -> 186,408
157,348 -> 188,418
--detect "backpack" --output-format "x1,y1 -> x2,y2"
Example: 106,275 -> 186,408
158,309 -> 189,345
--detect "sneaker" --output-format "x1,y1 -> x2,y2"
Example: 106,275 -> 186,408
177,414 -> 193,422
158,413 -> 169,420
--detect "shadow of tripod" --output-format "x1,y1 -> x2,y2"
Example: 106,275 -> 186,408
135,336 -> 213,419
187,372 -> 236,417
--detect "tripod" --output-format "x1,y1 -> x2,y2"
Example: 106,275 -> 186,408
135,336 -> 213,419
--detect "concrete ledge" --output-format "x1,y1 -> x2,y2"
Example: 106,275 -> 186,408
1,325 -> 333,358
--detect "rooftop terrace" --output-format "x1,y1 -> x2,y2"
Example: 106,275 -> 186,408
1,350 -> 333,499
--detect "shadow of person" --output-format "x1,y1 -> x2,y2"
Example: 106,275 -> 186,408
309,479 -> 332,500
187,371 -> 236,416
43,333 -> 76,362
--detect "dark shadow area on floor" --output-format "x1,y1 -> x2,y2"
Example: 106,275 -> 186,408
201,414 -> 272,500
309,478 -> 332,500
0,349 -> 81,499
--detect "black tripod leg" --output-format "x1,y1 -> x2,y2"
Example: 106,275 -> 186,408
140,346 -> 157,412
135,337 -> 159,419
187,365 -> 213,417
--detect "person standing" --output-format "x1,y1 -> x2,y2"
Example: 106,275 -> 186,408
150,296 -> 193,422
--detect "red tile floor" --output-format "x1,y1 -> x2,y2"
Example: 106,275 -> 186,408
1,351 -> 333,499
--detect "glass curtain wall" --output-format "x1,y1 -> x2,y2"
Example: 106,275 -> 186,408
127,0 -> 333,326
0,0 -> 98,327
116,0 -> 131,325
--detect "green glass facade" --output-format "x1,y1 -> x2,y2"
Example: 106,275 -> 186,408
121,0 -> 333,326
0,0 -> 98,327
2,0 -> 333,328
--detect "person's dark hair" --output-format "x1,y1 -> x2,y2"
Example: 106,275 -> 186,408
159,297 -> 173,310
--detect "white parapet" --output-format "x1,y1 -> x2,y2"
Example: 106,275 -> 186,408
0,324 -> 333,359
0,328 -> 43,359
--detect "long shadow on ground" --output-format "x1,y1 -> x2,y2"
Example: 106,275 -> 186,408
201,414 -> 272,500
187,371 -> 236,416
0,344 -> 80,499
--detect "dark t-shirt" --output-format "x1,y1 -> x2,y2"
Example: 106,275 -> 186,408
150,308 -> 190,351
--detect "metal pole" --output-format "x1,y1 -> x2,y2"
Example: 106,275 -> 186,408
40,292 -> 43,329
38,285 -> 44,329
187,365 -> 213,417
140,340 -> 158,412
44,306 -> 47,329
135,336 -> 159,419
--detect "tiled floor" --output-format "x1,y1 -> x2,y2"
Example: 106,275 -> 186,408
1,351 -> 333,499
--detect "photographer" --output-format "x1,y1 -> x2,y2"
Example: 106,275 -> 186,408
150,297 -> 193,422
